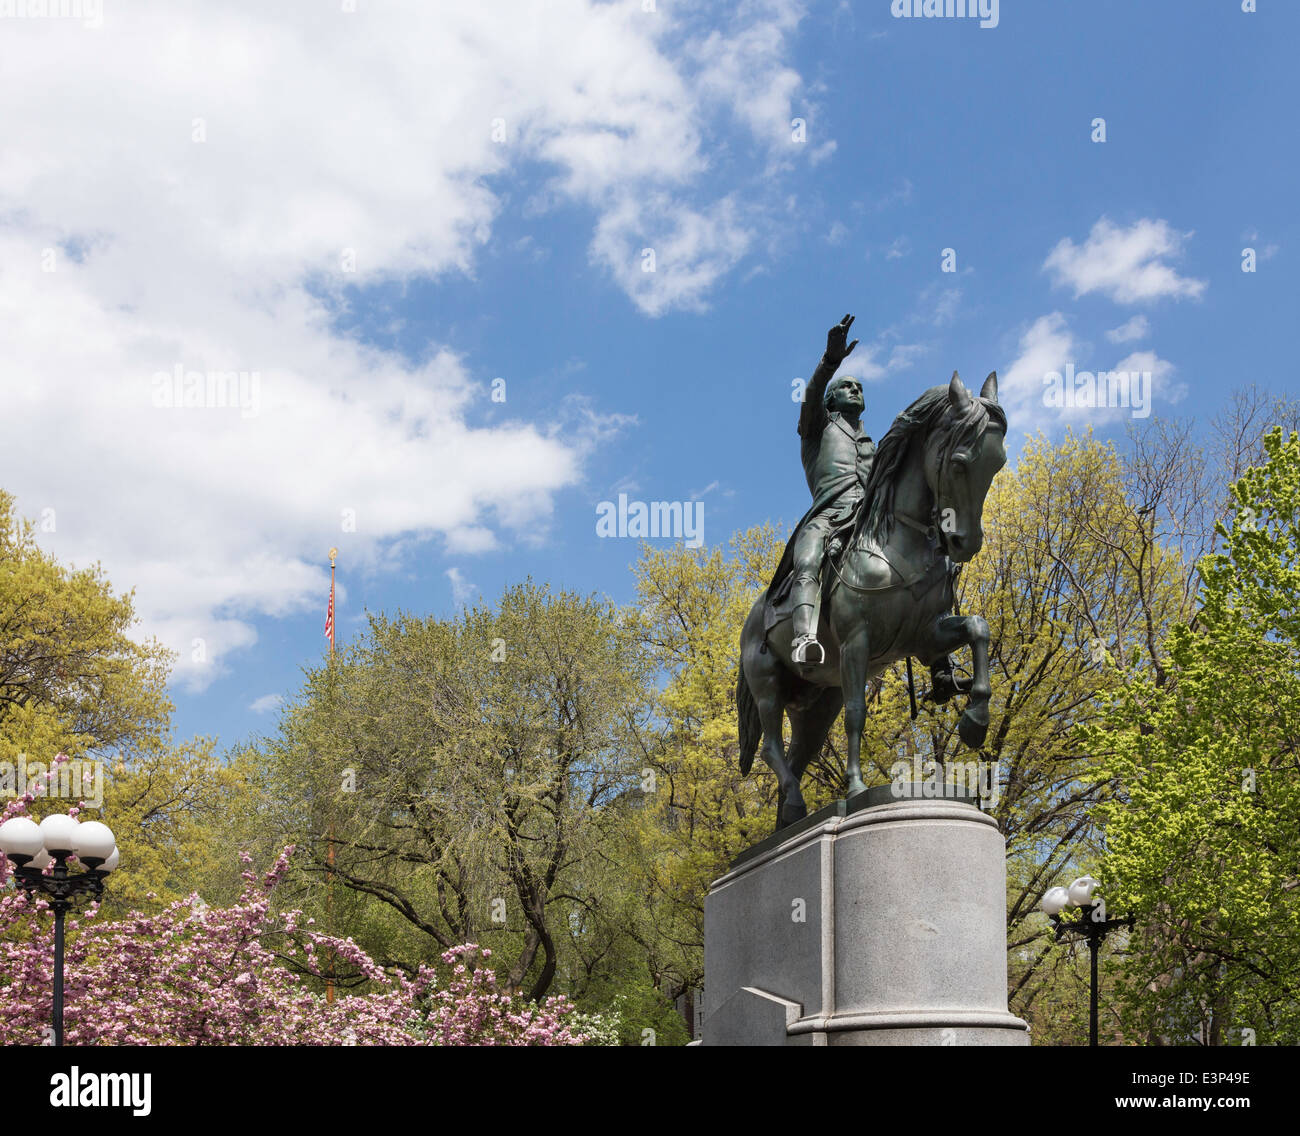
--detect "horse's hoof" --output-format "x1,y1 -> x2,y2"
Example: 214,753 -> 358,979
958,708 -> 988,749
929,673 -> 970,705
778,799 -> 808,828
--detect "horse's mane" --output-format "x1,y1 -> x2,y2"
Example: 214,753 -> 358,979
857,385 -> 1007,546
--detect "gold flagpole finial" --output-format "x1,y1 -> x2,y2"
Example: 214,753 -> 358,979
329,547 -> 338,567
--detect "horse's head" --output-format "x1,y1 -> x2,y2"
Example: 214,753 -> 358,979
924,371 -> 1006,563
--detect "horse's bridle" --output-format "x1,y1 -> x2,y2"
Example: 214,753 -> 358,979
893,507 -> 943,551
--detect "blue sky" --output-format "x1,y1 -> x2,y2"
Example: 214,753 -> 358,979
1,0 -> 1295,754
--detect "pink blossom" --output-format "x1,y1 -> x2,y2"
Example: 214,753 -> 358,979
0,796 -> 586,1046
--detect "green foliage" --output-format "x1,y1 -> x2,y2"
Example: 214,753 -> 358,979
945,431 -> 1188,1039
1090,429 -> 1300,1044
0,490 -> 172,766
252,580 -> 657,1006
0,491 -> 245,913
626,526 -> 788,997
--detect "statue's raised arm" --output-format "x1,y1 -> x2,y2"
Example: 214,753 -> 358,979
799,314 -> 859,491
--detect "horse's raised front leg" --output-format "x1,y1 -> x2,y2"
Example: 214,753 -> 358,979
836,618 -> 871,799
931,613 -> 991,749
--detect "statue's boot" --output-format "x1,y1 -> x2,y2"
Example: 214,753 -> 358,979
790,577 -> 824,665
928,656 -> 969,704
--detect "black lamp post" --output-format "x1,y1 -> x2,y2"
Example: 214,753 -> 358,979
0,814 -> 119,1047
1041,876 -> 1134,1047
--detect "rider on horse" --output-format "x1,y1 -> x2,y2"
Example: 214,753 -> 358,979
768,315 -> 966,702
788,316 -> 871,665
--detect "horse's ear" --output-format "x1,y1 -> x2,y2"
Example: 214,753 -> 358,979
981,371 -> 998,403
948,371 -> 971,409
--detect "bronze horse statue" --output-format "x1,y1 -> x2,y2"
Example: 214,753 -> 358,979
737,371 -> 1007,828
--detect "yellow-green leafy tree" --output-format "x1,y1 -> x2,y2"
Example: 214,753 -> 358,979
1089,429 -> 1300,1045
0,491 -> 244,914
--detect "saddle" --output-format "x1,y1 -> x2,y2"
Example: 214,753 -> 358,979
762,506 -> 951,639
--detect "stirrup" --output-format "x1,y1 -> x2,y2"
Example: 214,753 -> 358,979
792,634 -> 825,665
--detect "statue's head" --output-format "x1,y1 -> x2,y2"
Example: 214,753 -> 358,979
824,375 -> 863,416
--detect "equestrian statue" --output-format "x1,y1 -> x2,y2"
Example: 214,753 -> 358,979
737,313 -> 1008,828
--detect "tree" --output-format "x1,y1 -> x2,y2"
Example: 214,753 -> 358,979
257,580 -> 653,1007
0,797 -> 587,1045
625,525 -> 797,1001
1090,428 -> 1300,1045
0,491 -> 172,764
0,491 -> 247,914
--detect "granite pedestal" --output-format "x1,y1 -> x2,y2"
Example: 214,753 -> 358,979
701,791 -> 1029,1046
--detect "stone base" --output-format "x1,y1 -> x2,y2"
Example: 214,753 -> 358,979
701,793 -> 1029,1046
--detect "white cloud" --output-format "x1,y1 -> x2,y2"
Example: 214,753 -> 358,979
1001,313 -> 1181,431
249,694 -> 285,715
1044,218 -> 1207,304
924,286 -> 963,327
885,236 -> 911,260
1105,315 -> 1150,344
847,341 -> 927,384
0,0 -> 822,691
865,179 -> 913,212
685,0 -> 830,167
1241,232 -> 1280,262
590,193 -> 754,317
1000,313 -> 1079,428
1241,229 -> 1277,258
445,567 -> 475,608
1114,349 -> 1185,405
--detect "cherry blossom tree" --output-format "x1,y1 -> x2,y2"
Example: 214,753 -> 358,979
0,761 -> 588,1046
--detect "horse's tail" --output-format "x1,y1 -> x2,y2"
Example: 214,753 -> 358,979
736,664 -> 761,776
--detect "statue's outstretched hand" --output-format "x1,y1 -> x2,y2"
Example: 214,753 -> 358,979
825,313 -> 859,365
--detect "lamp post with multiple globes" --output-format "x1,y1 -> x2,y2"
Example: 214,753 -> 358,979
0,813 -> 119,1046
1040,875 -> 1134,1047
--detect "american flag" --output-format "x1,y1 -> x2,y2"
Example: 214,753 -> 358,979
324,579 -> 335,648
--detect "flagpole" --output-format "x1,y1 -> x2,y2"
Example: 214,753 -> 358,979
326,547 -> 337,1006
